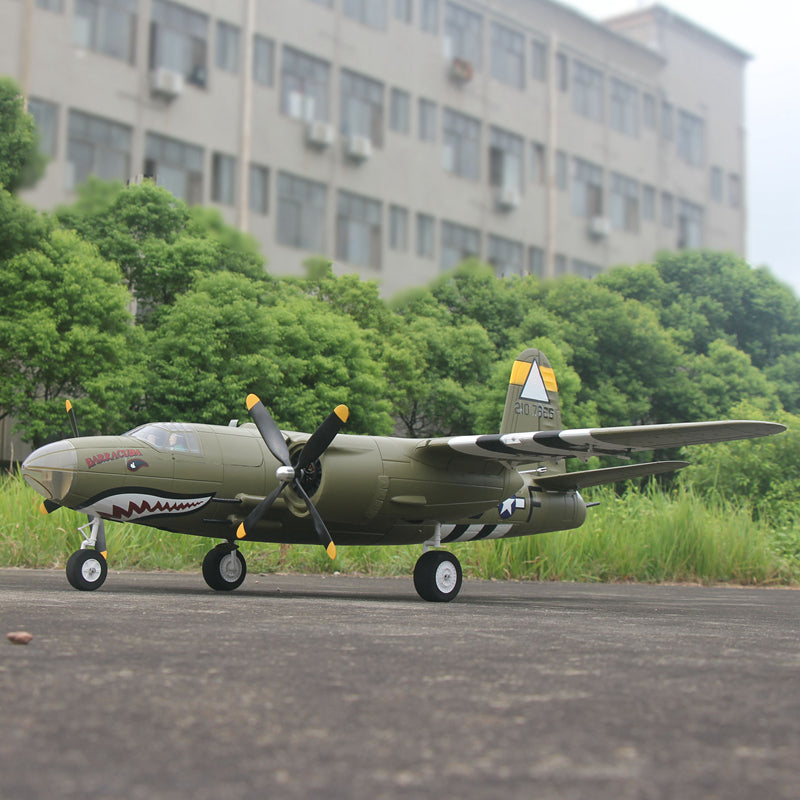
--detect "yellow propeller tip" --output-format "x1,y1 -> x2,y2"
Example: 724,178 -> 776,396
326,542 -> 337,560
245,394 -> 260,411
65,400 -> 73,412
100,551 -> 108,559
236,523 -> 247,540
39,502 -> 48,515
334,405 -> 349,424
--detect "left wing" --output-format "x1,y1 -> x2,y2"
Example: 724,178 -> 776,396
419,420 -> 785,463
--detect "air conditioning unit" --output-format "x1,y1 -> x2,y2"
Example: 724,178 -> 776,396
150,67 -> 183,100
450,58 -> 474,83
496,187 -> 521,211
345,134 -> 372,161
588,216 -> 611,239
306,120 -> 335,148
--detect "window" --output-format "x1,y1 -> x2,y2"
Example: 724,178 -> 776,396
728,173 -> 741,209
36,0 -> 64,11
277,171 -> 327,252
661,191 -> 674,228
417,213 -> 435,258
281,46 -> 330,122
144,132 -> 203,203
340,69 -> 384,146
389,205 -> 408,251
421,0 -> 439,33
211,152 -> 235,205
571,157 -> 603,218
572,60 -> 603,122
555,150 -> 567,190
530,142 -> 545,184
572,259 -> 602,279
677,110 -> 704,166
441,220 -> 480,271
390,88 -> 410,135
150,0 -> 209,87
343,0 -> 388,30
442,108 -> 480,180
215,21 -> 239,73
554,253 -> 567,276
488,235 -> 524,278
710,166 -> 722,203
308,0 -> 333,6
678,199 -> 704,249
249,163 -> 269,215
529,246 -> 545,278
661,100 -> 673,141
419,98 -> 437,142
491,22 -> 524,89
336,190 -> 382,268
394,0 -> 412,23
444,2 -> 482,68
67,110 -> 132,190
556,52 -> 568,92
642,185 -> 656,222
531,39 -> 547,82
28,98 -> 58,158
610,172 -> 639,233
74,0 -> 137,64
643,93 -> 656,130
489,126 -> 523,193
252,35 -> 274,86
610,78 -> 638,137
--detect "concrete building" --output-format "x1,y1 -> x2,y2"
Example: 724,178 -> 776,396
2,0 -> 749,296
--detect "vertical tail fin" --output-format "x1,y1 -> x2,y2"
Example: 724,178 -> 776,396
500,348 -> 562,436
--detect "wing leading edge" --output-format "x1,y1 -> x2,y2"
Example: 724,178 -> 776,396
422,420 -> 785,463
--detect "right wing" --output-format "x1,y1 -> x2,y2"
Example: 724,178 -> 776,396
531,460 -> 688,491
421,420 -> 785,464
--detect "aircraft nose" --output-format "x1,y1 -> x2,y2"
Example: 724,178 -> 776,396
21,441 -> 77,502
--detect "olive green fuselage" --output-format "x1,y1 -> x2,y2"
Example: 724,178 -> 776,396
25,423 -> 587,548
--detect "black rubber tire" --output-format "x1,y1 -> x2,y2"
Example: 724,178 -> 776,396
66,549 -> 108,591
413,550 -> 462,602
202,546 -> 247,591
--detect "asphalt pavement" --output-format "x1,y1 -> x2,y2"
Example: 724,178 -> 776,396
1,567 -> 799,800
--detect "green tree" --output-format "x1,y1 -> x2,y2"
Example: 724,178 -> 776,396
0,229 -> 141,445
0,77 -> 45,193
56,180 -> 268,322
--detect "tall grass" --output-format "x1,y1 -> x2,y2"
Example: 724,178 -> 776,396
2,471 -> 798,585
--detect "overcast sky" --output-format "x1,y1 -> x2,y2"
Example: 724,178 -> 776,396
568,0 -> 800,295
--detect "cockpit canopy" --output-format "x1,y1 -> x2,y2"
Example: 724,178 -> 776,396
127,423 -> 201,454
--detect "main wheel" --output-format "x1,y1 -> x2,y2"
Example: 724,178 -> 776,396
202,546 -> 247,591
66,549 -> 108,591
413,550 -> 462,602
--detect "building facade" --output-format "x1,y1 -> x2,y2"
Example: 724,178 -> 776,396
2,0 -> 749,295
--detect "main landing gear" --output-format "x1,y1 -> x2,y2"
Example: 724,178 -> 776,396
413,550 -> 462,602
202,543 -> 247,591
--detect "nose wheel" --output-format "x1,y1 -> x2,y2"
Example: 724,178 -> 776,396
413,550 -> 462,602
66,548 -> 108,591
202,544 -> 247,591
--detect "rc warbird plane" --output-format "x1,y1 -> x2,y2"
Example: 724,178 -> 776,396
21,349 -> 784,601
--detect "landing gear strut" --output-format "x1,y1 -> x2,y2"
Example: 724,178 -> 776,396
202,543 -> 247,591
413,550 -> 462,602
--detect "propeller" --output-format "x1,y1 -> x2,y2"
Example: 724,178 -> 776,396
41,400 -> 108,557
236,395 -> 349,559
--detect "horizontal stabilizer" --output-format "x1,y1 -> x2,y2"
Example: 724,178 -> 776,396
531,460 -> 688,491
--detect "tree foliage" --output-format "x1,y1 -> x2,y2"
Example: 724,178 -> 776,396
0,77 -> 46,193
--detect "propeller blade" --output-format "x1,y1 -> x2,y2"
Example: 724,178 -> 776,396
293,481 -> 336,559
94,516 -> 107,557
295,405 -> 349,471
236,482 -> 286,540
246,394 -> 291,466
65,399 -> 80,438
41,499 -> 61,515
